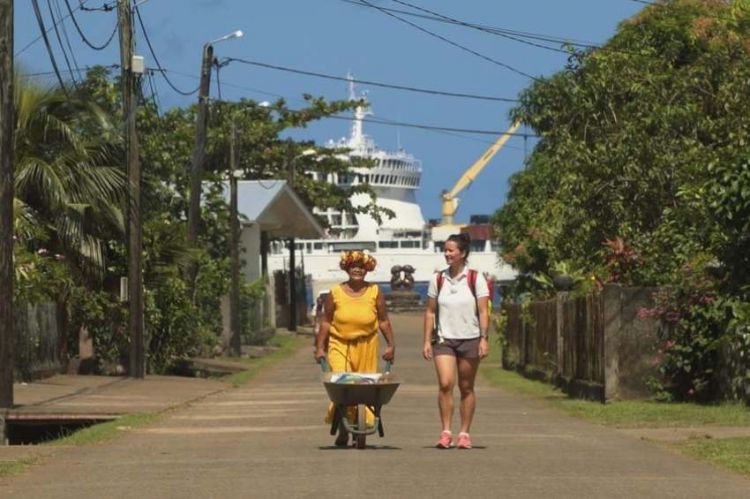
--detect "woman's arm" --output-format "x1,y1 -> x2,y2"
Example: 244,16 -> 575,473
423,297 -> 437,360
477,295 -> 490,359
314,293 -> 335,362
376,288 -> 395,362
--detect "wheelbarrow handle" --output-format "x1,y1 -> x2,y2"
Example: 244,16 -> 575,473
319,357 -> 330,372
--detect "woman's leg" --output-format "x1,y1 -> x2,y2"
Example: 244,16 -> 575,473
433,354 -> 457,432
456,357 -> 480,434
348,334 -> 379,426
326,336 -> 351,445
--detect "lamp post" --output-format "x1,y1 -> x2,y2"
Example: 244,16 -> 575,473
186,30 -> 243,285
286,147 -> 316,332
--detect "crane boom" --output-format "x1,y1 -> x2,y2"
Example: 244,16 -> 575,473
440,121 -> 521,225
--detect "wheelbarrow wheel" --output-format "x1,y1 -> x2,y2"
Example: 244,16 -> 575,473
355,404 -> 366,449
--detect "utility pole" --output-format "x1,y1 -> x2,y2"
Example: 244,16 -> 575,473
229,120 -> 241,356
186,43 -> 214,285
0,0 -> 15,409
118,0 -> 144,378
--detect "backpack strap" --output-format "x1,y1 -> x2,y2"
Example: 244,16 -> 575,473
432,271 -> 444,344
467,269 -> 477,298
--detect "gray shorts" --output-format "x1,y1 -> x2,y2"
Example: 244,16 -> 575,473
432,337 -> 481,359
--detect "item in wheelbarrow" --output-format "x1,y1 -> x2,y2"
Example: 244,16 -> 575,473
331,373 -> 380,384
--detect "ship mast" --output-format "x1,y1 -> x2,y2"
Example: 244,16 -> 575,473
347,74 -> 370,151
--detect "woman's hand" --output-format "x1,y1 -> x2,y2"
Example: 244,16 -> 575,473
382,344 -> 395,362
478,337 -> 490,359
422,341 -> 433,361
314,347 -> 327,363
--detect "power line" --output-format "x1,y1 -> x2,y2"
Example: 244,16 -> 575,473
386,0 -> 571,54
152,65 -> 533,140
47,0 -> 81,87
343,0 -> 643,57
15,0 -> 91,56
223,57 -> 519,103
342,0 -> 601,50
79,0 -> 116,12
323,113 -> 533,138
52,0 -> 84,81
31,0 -> 68,93
134,5 -> 200,96
20,64 -> 119,78
146,69 -> 162,116
354,0 -> 539,81
62,0 -> 117,51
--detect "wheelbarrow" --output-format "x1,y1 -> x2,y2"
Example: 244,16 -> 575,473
319,359 -> 400,449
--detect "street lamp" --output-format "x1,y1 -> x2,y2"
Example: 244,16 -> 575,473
287,147 -> 317,332
186,29 -> 243,283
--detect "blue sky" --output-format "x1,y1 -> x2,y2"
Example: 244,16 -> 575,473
15,0 -> 643,223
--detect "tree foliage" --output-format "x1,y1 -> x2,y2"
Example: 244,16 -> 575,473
495,0 -> 750,400
14,66 -> 394,374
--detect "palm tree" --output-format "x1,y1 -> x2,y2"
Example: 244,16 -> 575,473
13,76 -> 125,281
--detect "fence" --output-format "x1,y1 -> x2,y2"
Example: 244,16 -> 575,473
502,284 -> 660,401
14,302 -> 63,381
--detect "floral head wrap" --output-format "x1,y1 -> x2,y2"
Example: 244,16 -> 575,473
339,250 -> 377,272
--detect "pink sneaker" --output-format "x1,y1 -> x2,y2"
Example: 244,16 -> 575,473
456,432 -> 472,449
435,430 -> 453,449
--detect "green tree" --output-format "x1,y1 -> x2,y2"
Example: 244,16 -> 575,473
495,0 -> 750,401
14,75 -> 125,280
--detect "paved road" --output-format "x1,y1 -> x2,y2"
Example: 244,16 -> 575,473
1,313 -> 748,498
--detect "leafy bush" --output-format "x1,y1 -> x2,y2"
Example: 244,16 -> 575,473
145,275 -> 218,374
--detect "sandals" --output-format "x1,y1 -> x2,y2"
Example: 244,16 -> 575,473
335,429 -> 349,447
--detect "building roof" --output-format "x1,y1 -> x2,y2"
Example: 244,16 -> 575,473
229,180 -> 324,239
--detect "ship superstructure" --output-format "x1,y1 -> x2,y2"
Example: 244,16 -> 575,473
266,80 -> 515,289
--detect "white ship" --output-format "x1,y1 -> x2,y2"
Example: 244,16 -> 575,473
266,82 -> 516,294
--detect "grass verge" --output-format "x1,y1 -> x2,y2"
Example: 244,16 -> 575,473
676,437 -> 750,477
50,412 -> 161,447
224,334 -> 307,387
480,348 -> 750,477
480,349 -> 750,428
0,456 -> 41,479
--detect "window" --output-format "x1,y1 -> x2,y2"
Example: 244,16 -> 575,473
378,241 -> 398,249
400,240 -> 420,249
314,242 -> 323,250
331,241 -> 376,252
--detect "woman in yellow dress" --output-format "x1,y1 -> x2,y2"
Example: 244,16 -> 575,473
314,251 -> 396,446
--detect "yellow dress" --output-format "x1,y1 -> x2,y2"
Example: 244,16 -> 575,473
326,283 -> 380,425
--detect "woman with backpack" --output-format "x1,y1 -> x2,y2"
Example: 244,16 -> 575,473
423,233 -> 490,449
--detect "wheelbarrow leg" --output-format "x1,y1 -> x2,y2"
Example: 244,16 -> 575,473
375,405 -> 384,437
330,405 -> 343,436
